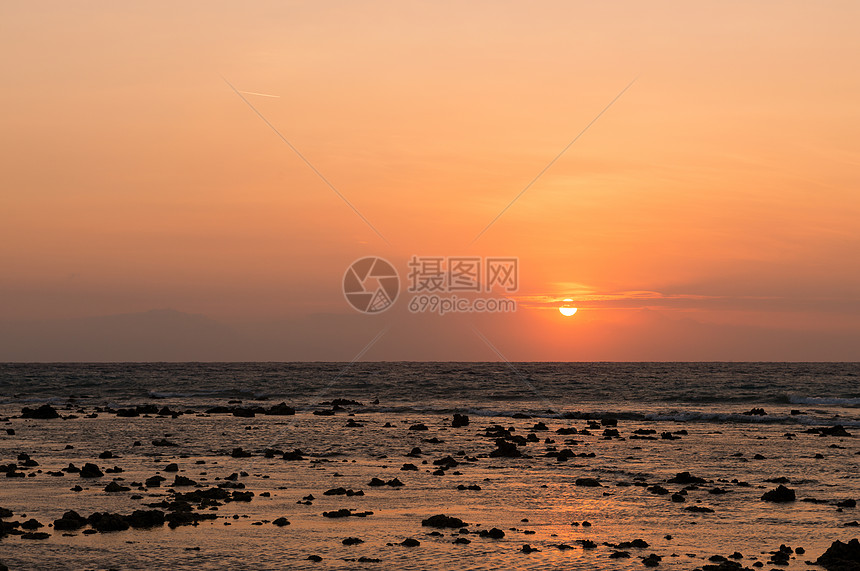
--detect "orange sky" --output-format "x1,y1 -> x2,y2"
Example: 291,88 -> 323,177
1,1 -> 858,360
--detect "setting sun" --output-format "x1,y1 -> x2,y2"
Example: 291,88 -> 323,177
559,299 -> 578,317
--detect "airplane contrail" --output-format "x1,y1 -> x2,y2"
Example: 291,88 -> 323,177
238,90 -> 280,98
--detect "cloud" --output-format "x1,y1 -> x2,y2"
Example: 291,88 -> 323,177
516,288 -> 860,315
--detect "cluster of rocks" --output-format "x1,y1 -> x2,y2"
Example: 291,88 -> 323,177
204,402 -> 295,417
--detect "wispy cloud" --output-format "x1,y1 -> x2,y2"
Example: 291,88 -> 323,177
517,289 -> 716,310
516,286 -> 860,314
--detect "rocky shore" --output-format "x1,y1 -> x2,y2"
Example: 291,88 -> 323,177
2,400 -> 859,570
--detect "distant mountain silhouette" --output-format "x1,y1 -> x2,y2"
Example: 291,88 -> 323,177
0,307 -> 855,362
0,309 -> 240,361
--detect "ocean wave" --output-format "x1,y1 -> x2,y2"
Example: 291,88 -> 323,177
788,396 -> 860,407
147,388 -> 269,399
371,405 -> 860,427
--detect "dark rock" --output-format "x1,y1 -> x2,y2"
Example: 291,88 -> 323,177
421,514 -> 467,528
165,511 -> 218,528
126,510 -> 165,528
342,537 -> 364,545
821,425 -> 852,437
324,487 -> 363,496
20,404 -> 60,419
231,447 -> 251,458
409,423 -> 428,431
273,517 -> 290,526
21,532 -> 51,540
668,472 -> 707,484
489,439 -> 522,458
232,408 -> 256,418
400,538 -> 420,547
817,538 -> 860,570
231,491 -> 253,502
401,463 -> 418,471
306,555 -> 322,562
87,512 -> 130,532
21,518 -> 43,530
282,449 -> 304,461
171,476 -> 198,487
452,414 -> 470,428
80,463 -> 103,478
761,485 -> 796,502
633,428 -> 657,435
322,509 -> 373,518
616,539 -> 650,548
575,477 -> 602,487
479,527 -> 505,539
264,402 -> 295,415
152,439 -> 178,447
145,475 -> 166,487
115,408 -> 140,417
164,463 -> 179,472
104,481 -> 131,493
742,408 -> 767,416
53,511 -> 87,530
521,544 -> 540,553
433,455 -> 459,468
324,398 -> 363,407
684,506 -> 715,513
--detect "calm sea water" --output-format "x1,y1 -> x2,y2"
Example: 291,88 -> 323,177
2,362 -> 859,424
1,363 -> 859,570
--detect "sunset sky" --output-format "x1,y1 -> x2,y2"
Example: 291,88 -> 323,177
1,1 -> 858,361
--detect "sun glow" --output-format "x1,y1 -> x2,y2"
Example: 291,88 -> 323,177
559,299 -> 578,317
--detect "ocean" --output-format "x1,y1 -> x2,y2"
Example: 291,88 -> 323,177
1,362 -> 859,570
